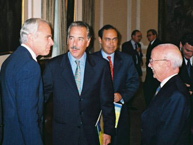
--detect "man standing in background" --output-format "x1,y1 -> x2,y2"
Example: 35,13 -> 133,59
93,24 -> 139,145
122,30 -> 143,78
178,33 -> 193,144
1,18 -> 54,145
143,29 -> 162,106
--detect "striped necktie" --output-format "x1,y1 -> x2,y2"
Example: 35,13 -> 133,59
75,60 -> 81,95
107,56 -> 113,79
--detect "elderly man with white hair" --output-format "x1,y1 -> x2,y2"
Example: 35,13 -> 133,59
141,44 -> 190,145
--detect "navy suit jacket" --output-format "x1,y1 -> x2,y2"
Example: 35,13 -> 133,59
43,52 -> 115,145
93,50 -> 139,145
0,46 -> 44,145
122,40 -> 143,76
141,75 -> 190,145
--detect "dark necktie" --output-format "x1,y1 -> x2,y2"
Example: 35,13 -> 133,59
107,56 -> 113,79
135,43 -> 139,64
75,60 -> 81,95
187,59 -> 191,77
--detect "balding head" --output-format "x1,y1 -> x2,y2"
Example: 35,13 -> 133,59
149,44 -> 182,82
153,44 -> 183,68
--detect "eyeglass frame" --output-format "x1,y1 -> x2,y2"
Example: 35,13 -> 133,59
149,58 -> 168,64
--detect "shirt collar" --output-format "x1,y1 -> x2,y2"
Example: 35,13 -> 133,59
151,39 -> 156,45
184,57 -> 192,65
21,44 -> 37,62
101,50 -> 115,62
131,40 -> 136,49
68,52 -> 87,65
160,74 -> 178,88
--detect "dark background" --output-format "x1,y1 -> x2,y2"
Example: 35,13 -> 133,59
0,0 -> 22,55
159,0 -> 193,46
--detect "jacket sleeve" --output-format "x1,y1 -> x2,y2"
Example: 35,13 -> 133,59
121,57 -> 139,103
16,61 -> 43,145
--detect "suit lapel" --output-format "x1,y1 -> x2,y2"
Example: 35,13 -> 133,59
60,54 -> 80,96
113,51 -> 122,82
81,55 -> 95,96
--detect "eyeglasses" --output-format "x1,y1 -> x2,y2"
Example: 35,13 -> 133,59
149,58 -> 168,64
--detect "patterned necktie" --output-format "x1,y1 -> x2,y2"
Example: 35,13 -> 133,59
107,56 -> 113,79
75,60 -> 81,95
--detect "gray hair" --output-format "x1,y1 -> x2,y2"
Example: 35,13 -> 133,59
20,18 -> 51,44
67,21 -> 91,40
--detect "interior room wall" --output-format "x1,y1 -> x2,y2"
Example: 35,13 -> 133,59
94,0 -> 158,81
0,0 -> 158,79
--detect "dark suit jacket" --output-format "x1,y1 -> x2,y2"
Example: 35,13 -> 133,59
144,38 -> 162,106
0,46 -> 44,145
93,50 -> 139,145
122,40 -> 143,76
141,75 -> 190,145
0,78 -> 2,144
179,57 -> 193,92
179,57 -> 193,131
43,52 -> 115,145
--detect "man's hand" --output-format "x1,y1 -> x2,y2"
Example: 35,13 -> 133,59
185,83 -> 193,95
114,93 -> 122,102
103,134 -> 111,145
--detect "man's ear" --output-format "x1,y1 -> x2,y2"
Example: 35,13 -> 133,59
98,37 -> 102,44
86,38 -> 91,47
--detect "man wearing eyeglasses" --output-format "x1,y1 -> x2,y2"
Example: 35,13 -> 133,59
178,33 -> 193,144
144,29 -> 162,106
141,44 -> 190,145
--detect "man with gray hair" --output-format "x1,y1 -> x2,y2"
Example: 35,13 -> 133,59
141,44 -> 190,145
43,21 -> 115,145
1,18 -> 54,145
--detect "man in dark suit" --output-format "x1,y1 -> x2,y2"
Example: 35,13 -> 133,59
93,25 -> 139,145
0,18 -> 54,145
43,21 -> 115,145
122,30 -> 143,77
178,33 -> 193,143
0,80 -> 2,144
143,29 -> 162,106
141,44 -> 190,145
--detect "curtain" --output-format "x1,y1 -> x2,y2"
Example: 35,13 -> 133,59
42,0 -> 67,57
82,0 -> 94,52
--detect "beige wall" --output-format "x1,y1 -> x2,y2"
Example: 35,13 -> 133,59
94,0 -> 158,49
94,0 -> 158,81
0,0 -> 158,73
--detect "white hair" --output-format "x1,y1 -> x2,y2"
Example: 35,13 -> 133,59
161,44 -> 183,69
20,18 -> 51,44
